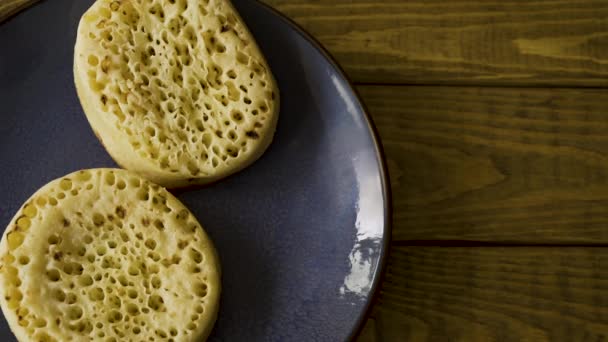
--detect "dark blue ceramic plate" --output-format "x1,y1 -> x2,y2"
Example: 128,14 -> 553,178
0,0 -> 390,340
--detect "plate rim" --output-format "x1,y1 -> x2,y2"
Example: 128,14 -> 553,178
249,1 -> 393,340
1,1 -> 394,340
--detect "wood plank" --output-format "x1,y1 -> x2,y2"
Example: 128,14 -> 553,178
264,0 -> 608,86
0,0 -> 38,23
359,246 -> 608,341
358,85 -> 608,243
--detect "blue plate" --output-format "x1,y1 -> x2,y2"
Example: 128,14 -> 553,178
0,0 -> 391,340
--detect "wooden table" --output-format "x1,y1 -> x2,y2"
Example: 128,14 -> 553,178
3,0 -> 608,341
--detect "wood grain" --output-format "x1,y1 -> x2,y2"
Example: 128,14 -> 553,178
358,247 -> 608,341
264,0 -> 608,86
0,0 -> 38,23
358,85 -> 608,243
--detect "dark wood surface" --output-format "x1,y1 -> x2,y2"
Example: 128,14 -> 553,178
264,0 -> 608,87
2,0 -> 608,341
0,0 -> 36,22
360,247 -> 608,341
360,85 -> 608,243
